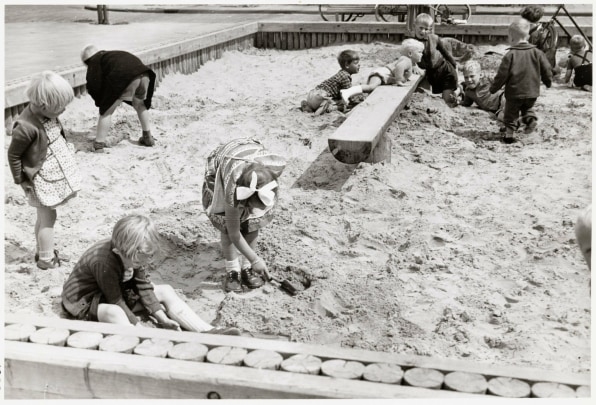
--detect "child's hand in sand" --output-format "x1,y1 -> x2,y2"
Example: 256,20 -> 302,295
160,318 -> 181,331
252,257 -> 270,281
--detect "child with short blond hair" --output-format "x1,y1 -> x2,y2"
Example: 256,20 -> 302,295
411,13 -> 460,107
300,49 -> 361,115
62,214 -> 240,334
81,44 -> 157,152
460,60 -> 507,122
564,35 -> 592,92
490,19 -> 552,143
7,71 -> 80,270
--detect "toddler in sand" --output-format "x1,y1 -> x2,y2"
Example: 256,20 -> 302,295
564,35 -> 592,92
411,13 -> 461,107
62,214 -> 240,335
202,138 -> 285,293
339,39 -> 425,102
7,71 -> 80,270
490,19 -> 552,143
300,49 -> 361,115
81,44 -> 157,152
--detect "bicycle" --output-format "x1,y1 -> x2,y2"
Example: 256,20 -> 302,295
374,4 -> 472,24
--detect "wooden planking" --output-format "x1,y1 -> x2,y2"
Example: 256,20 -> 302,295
4,341 -> 481,399
328,75 -> 423,164
4,314 -> 591,388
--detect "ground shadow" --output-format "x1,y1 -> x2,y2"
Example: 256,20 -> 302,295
453,128 -> 503,144
292,147 -> 357,191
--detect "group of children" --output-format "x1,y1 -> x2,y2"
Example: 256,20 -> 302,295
7,7 -> 591,333
301,9 -> 591,144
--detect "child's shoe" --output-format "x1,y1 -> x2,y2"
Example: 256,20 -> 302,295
138,131 -> 155,147
93,141 -> 106,153
223,270 -> 243,293
501,128 -> 518,144
300,100 -> 313,113
241,267 -> 264,289
36,251 -> 61,270
523,118 -> 537,134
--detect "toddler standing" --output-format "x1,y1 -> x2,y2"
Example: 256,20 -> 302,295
300,49 -> 361,115
81,44 -> 157,152
490,19 -> 552,143
7,71 -> 80,270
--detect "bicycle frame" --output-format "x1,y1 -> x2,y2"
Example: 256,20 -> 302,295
548,4 -> 592,50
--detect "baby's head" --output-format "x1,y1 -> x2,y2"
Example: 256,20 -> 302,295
569,35 -> 587,54
414,13 -> 434,40
235,163 -> 279,210
401,38 -> 424,64
508,19 -> 531,44
111,214 -> 162,269
80,44 -> 100,64
338,50 -> 360,74
575,205 -> 592,270
26,71 -> 74,118
462,60 -> 482,89
520,5 -> 544,24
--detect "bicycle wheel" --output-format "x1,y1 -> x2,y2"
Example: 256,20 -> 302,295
375,5 -> 408,22
433,4 -> 472,24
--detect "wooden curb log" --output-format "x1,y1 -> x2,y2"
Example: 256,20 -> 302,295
4,315 -> 590,399
328,75 -> 423,164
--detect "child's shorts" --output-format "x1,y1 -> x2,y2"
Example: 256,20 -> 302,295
427,59 -> 458,94
368,67 -> 393,85
63,284 -> 141,322
119,73 -> 150,102
305,88 -> 332,111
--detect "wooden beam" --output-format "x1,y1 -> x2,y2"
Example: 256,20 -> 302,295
4,341 -> 480,399
328,75 -> 423,164
5,314 -> 591,387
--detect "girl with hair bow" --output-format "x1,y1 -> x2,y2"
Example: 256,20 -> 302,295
202,138 -> 285,293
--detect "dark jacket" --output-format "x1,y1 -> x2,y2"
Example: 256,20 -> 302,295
84,50 -> 156,115
7,105 -> 66,184
490,42 -> 552,99
416,33 -> 457,71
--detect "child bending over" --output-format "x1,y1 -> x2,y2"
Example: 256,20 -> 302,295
490,19 -> 552,143
340,38 -> 425,101
81,44 -> 157,152
564,35 -> 592,92
202,138 -> 285,293
412,13 -> 460,107
7,71 -> 80,270
62,214 -> 240,335
300,49 -> 361,115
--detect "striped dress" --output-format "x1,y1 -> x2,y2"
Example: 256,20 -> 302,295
202,138 -> 285,233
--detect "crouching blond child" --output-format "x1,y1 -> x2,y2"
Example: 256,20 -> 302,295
62,214 -> 240,335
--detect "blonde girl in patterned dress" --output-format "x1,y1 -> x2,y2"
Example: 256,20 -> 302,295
7,71 -> 81,270
202,138 -> 286,292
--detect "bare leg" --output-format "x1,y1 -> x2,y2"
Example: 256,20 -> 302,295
36,207 -> 56,261
97,303 -> 132,325
132,98 -> 151,131
361,76 -> 383,93
239,230 -> 258,269
154,284 -> 212,332
95,100 -> 121,143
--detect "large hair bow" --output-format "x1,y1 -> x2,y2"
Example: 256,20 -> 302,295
236,172 -> 278,206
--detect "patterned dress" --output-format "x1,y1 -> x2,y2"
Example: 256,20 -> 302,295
28,119 -> 81,208
202,138 -> 285,233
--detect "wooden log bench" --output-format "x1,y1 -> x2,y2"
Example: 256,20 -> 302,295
328,74 -> 423,164
4,314 -> 590,399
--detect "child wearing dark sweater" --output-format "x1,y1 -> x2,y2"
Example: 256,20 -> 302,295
490,19 -> 552,143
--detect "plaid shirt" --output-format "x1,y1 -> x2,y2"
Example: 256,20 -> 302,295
315,70 -> 353,99
61,239 -> 162,324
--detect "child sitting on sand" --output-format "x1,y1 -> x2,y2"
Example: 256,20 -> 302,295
300,49 -> 361,115
81,44 -> 157,152
339,39 -> 425,102
490,19 -> 552,143
202,138 -> 285,293
61,214 -> 240,335
411,13 -> 461,107
564,35 -> 592,92
7,71 -> 80,270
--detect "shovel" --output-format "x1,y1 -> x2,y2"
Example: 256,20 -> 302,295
268,276 -> 303,296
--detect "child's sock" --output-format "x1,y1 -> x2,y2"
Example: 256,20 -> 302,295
225,258 -> 241,273
166,301 -> 212,332
38,250 -> 53,262
240,256 -> 251,271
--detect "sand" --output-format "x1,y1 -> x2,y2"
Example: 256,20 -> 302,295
3,41 -> 591,374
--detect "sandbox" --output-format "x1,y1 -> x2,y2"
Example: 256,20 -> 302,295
4,20 -> 592,398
